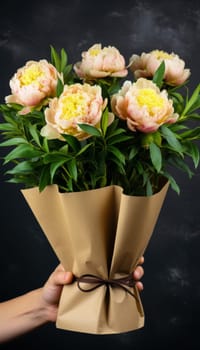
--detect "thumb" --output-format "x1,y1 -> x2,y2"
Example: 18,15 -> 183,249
48,269 -> 74,287
63,271 -> 74,284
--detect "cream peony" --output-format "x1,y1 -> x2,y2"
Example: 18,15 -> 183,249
129,50 -> 190,86
5,60 -> 58,107
111,78 -> 179,133
41,83 -> 109,140
74,43 -> 128,79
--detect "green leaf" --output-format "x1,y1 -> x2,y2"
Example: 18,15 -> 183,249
161,125 -> 183,153
108,79 -> 121,95
180,127 -> 200,141
146,179 -> 153,196
151,131 -> 162,147
78,123 -> 102,137
187,95 -> 200,113
59,144 -> 69,154
129,146 -> 138,160
50,45 -> 61,71
0,103 -> 23,112
106,119 -> 119,135
60,48 -> 68,71
66,177 -> 73,192
187,113 -> 200,120
42,138 -> 49,152
43,152 -> 70,164
50,159 -> 67,182
4,144 -> 43,164
67,159 -> 77,181
169,91 -> 184,105
106,128 -> 126,140
39,166 -> 51,192
136,161 -> 144,175
149,142 -> 162,172
63,64 -> 72,79
153,61 -> 165,88
107,134 -> 132,145
2,114 -> 18,126
169,156 -> 194,178
0,137 -> 27,147
100,108 -> 109,136
183,141 -> 200,168
190,143 -> 200,168
61,134 -> 81,152
109,156 -> 126,175
7,175 -> 36,186
170,124 -> 188,133
163,171 -> 180,195
6,161 -> 34,174
0,123 -> 17,131
56,77 -> 64,97
182,83 -> 200,116
76,143 -> 93,156
28,123 -> 41,146
7,177 -> 27,185
108,145 -> 126,165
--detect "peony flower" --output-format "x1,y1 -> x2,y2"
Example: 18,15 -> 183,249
129,50 -> 190,86
111,78 -> 179,133
41,83 -> 111,140
5,60 -> 59,107
74,43 -> 128,79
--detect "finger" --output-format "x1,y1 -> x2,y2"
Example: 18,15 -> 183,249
137,256 -> 144,265
135,281 -> 144,291
49,269 -> 73,287
53,264 -> 65,273
133,265 -> 144,280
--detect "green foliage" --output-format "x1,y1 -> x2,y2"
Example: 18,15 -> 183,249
153,61 -> 165,88
0,48 -> 200,196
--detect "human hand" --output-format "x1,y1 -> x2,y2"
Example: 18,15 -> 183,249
0,265 -> 73,342
0,258 -> 144,343
133,256 -> 144,291
41,256 -> 144,323
41,264 -> 73,322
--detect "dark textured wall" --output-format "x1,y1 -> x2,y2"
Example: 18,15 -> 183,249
0,1 -> 200,349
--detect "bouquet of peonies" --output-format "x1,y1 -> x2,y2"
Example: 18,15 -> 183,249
0,44 -> 200,334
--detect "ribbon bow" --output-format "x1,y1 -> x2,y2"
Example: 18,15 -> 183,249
75,273 -> 138,300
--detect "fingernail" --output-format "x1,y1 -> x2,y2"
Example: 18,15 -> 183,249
134,270 -> 139,279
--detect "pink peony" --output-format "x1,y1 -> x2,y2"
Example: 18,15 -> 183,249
129,50 -> 190,86
41,83 -> 113,140
5,60 -> 59,107
74,44 -> 128,80
111,78 -> 179,133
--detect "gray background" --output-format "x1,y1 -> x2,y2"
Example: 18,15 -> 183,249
0,0 -> 200,349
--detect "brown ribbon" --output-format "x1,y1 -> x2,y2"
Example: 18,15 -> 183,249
75,273 -> 138,300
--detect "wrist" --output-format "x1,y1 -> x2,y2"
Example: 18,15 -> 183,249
25,288 -> 50,324
33,288 -> 58,323
36,288 -> 58,323
0,289 -> 52,343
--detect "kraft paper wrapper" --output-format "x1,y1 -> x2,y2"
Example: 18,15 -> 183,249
21,181 -> 169,334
